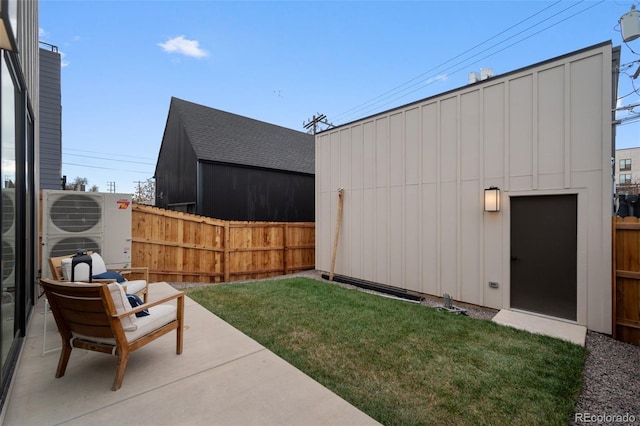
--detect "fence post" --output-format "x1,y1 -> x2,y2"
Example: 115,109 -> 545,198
224,222 -> 230,282
283,223 -> 288,276
329,188 -> 345,281
612,216 -> 617,340
177,212 -> 184,282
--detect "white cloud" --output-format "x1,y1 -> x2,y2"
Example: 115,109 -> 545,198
158,35 -> 208,59
426,74 -> 448,84
60,51 -> 69,68
39,27 -> 48,38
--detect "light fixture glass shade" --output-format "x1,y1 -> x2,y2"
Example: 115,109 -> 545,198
0,0 -> 17,51
0,19 -> 12,50
484,187 -> 500,212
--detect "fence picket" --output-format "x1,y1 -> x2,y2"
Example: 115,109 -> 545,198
131,204 -> 315,284
614,216 -> 640,345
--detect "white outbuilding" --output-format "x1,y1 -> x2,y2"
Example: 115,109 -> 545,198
316,41 -> 619,334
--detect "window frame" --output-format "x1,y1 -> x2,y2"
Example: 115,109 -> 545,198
620,159 -> 632,171
619,173 -> 633,185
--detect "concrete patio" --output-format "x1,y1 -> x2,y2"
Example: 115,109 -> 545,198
1,282 -> 379,426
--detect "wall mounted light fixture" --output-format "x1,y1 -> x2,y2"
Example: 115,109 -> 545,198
484,187 -> 501,212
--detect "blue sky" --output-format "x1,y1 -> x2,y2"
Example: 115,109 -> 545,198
39,0 -> 640,195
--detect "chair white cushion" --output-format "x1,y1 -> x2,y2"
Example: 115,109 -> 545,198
73,304 -> 177,345
61,253 -> 107,281
107,283 -> 138,332
123,280 -> 146,295
124,305 -> 177,342
61,258 -> 72,281
91,252 -> 108,275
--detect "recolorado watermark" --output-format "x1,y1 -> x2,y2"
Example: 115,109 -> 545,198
575,412 -> 637,424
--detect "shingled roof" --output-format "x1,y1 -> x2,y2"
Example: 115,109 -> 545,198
170,97 -> 315,174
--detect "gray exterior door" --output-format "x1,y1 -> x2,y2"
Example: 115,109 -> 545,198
510,195 -> 577,320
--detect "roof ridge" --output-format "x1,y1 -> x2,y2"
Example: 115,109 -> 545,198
171,97 -> 310,136
164,97 -> 314,175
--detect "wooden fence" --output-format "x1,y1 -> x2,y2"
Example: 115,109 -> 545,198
613,216 -> 640,345
131,204 -> 315,284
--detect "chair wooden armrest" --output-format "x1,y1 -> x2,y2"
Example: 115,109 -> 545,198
48,254 -> 74,280
110,267 -> 149,302
110,266 -> 149,283
113,291 -> 184,318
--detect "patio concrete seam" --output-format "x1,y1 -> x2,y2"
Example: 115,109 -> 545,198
52,347 -> 269,426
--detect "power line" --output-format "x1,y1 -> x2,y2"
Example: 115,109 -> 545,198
337,1 -> 595,122
303,113 -> 334,135
340,1 -> 588,121
63,152 -> 155,166
331,0 -> 566,123
62,162 -> 153,175
332,0 -> 604,124
617,115 -> 640,126
62,147 -> 155,161
351,0 -> 605,120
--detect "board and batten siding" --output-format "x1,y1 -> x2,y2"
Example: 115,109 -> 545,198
316,42 -> 614,333
39,47 -> 62,190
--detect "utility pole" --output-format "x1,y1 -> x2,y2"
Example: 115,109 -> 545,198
107,181 -> 116,193
303,113 -> 334,135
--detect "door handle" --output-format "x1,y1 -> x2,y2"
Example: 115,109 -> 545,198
511,256 -> 520,262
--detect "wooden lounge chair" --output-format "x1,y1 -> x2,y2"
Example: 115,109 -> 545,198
48,252 -> 150,302
40,278 -> 184,391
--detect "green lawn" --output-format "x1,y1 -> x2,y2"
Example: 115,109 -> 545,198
187,277 -> 585,426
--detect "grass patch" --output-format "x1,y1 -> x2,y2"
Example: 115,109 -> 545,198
187,278 -> 585,425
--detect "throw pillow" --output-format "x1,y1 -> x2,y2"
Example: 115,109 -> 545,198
127,293 -> 150,317
93,270 -> 126,283
90,252 -> 108,275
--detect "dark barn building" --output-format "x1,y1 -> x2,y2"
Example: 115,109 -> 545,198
155,97 -> 315,221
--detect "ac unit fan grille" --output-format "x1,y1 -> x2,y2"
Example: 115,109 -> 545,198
2,192 -> 14,235
2,240 -> 14,283
49,237 -> 101,259
50,194 -> 101,233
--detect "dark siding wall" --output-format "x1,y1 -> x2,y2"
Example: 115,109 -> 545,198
155,110 -> 197,209
39,48 -> 62,190
199,162 -> 315,221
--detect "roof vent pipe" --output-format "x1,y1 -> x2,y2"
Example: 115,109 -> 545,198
480,68 -> 494,80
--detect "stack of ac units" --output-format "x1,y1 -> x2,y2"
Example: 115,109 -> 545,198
41,190 -> 133,279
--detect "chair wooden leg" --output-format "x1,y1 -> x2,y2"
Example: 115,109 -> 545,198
112,351 -> 130,391
176,324 -> 183,355
56,343 -> 72,378
176,296 -> 184,354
